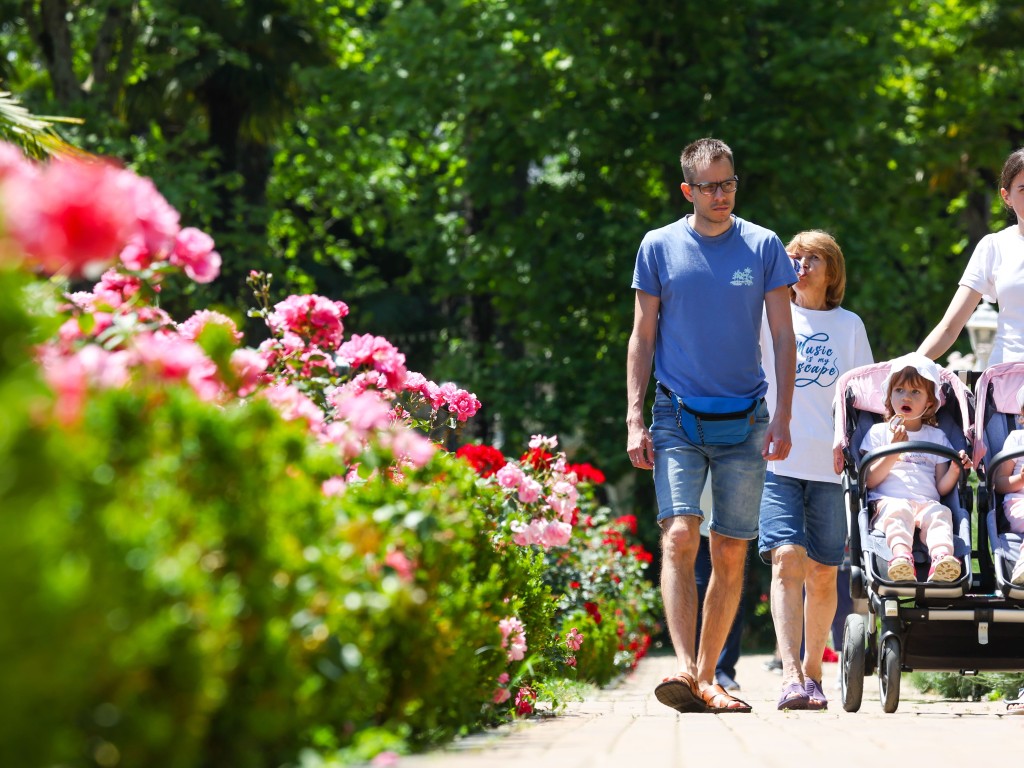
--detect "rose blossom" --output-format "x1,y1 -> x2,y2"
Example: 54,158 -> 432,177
171,227 -> 221,283
178,310 -> 242,342
229,348 -> 269,396
495,463 -> 525,490
565,627 -> 584,652
492,687 -> 511,705
267,294 -> 348,349
338,334 -> 408,390
499,616 -> 527,662
4,155 -> 135,277
321,476 -> 347,497
540,520 -> 573,548
514,686 -> 536,716
517,477 -> 542,504
383,549 -> 415,582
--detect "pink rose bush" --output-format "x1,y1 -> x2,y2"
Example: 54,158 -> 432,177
0,143 -> 480,481
458,438 -> 660,688
246,269 -> 481,478
469,433 -> 584,552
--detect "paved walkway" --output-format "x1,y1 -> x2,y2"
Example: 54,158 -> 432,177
397,650 -> 1020,766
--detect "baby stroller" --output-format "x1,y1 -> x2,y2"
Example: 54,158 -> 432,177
833,360 -> 975,713
975,362 -> 1024,600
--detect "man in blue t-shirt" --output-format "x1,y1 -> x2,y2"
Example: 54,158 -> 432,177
626,137 -> 796,713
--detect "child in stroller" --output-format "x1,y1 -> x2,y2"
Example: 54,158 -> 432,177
861,354 -> 973,583
990,382 -> 1024,586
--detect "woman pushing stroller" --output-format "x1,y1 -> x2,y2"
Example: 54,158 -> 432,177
862,354 -> 973,582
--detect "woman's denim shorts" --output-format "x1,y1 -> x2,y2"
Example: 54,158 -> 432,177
650,388 -> 769,540
758,471 -> 846,566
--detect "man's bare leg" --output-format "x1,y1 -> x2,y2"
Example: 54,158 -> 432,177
660,515 -> 701,675
697,531 -> 748,689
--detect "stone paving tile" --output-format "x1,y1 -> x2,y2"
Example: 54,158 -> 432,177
396,650 -> 1022,767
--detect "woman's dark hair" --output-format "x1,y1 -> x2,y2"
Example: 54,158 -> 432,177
1000,148 -> 1024,212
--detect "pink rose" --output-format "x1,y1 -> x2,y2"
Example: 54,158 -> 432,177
171,227 -> 221,283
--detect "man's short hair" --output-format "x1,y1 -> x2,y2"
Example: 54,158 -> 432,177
680,138 -> 734,183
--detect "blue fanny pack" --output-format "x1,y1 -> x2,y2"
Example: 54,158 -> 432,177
661,385 -> 758,446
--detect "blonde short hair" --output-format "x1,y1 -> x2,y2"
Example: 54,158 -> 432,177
786,229 -> 846,309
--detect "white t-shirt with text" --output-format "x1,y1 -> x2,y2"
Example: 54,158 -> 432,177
761,304 -> 873,483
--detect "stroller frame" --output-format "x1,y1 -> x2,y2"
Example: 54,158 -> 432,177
834,362 -> 1024,713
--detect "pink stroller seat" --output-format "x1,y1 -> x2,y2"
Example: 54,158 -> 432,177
974,362 -> 1024,598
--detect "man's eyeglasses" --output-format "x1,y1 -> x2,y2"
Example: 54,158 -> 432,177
687,176 -> 739,196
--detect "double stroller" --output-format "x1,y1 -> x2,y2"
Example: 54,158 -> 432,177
833,360 -> 1024,713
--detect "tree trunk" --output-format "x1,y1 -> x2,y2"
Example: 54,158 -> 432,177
37,0 -> 83,105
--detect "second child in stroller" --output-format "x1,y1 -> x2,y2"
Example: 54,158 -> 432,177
862,355 -> 973,582
992,382 -> 1024,586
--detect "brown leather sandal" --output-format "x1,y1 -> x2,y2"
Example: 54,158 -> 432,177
654,672 -> 707,713
701,683 -> 753,713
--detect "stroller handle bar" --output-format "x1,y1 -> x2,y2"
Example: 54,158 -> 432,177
856,441 -> 968,499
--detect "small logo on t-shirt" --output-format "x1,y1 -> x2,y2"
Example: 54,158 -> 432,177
730,268 -> 753,286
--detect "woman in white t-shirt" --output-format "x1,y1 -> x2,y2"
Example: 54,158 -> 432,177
919,148 -> 1024,364
759,230 -> 873,711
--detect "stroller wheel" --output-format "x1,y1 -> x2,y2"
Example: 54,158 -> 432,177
841,614 -> 866,712
878,634 -> 902,713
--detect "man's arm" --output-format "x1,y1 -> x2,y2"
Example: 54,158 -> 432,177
763,285 -> 795,460
626,290 -> 659,470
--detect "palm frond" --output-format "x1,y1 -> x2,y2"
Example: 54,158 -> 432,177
0,91 -> 85,160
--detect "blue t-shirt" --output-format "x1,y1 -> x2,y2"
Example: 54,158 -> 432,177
632,214 -> 796,400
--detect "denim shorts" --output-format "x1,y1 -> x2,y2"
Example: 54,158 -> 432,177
758,471 -> 847,566
650,388 -> 769,539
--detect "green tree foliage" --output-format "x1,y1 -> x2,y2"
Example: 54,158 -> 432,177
1,0 -> 331,316
854,0 -> 1024,357
267,0 -> 904,478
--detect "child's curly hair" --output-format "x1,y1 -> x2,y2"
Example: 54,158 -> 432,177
884,366 -> 939,426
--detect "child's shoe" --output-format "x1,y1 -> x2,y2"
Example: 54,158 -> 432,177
887,554 -> 915,581
1010,557 -> 1024,586
1007,686 -> 1024,715
927,554 -> 961,582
